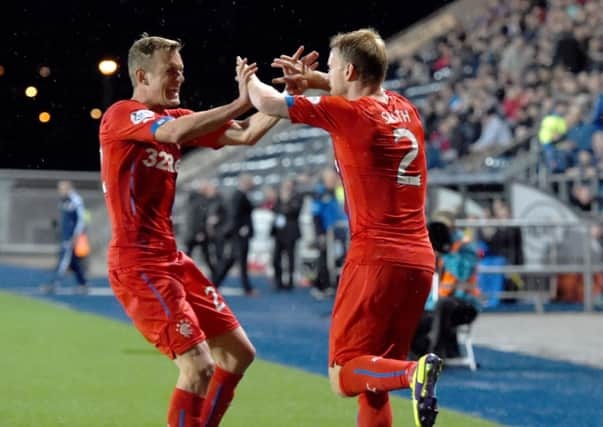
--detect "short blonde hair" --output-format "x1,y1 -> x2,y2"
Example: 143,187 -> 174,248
329,28 -> 387,85
127,33 -> 182,87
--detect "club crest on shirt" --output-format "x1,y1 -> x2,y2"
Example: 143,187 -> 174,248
130,109 -> 155,125
177,319 -> 193,338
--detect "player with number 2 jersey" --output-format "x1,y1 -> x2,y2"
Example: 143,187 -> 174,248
246,29 -> 441,427
287,93 -> 434,270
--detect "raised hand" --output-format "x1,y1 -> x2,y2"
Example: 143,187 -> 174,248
235,56 -> 258,105
271,45 -> 320,95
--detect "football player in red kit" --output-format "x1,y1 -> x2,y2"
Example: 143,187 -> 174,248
100,34 -> 287,427
244,29 -> 442,427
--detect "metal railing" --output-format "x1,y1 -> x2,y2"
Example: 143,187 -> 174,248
454,218 -> 601,312
0,169 -> 104,253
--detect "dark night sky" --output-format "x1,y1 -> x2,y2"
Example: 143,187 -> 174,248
0,0 -> 451,171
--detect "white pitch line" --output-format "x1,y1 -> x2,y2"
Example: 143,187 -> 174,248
217,287 -> 245,296
53,287 -> 114,296
39,286 -> 245,297
7,285 -> 246,297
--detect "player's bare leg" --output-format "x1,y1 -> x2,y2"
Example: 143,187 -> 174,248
174,341 -> 216,394
328,364 -> 345,396
168,342 -> 215,427
207,326 -> 255,374
200,326 -> 256,426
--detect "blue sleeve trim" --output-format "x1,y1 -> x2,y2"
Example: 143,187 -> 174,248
150,116 -> 175,136
285,96 -> 295,108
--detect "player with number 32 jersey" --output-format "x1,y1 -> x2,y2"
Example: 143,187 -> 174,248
99,99 -> 238,358
99,34 -> 287,427
100,100 -> 226,268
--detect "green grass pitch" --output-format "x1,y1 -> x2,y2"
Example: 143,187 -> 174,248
0,291 -> 501,426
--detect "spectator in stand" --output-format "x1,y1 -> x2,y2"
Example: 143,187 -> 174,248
567,150 -> 596,179
487,199 -> 523,265
591,90 -> 603,132
309,168 -> 346,300
184,180 -> 209,261
212,173 -> 257,296
425,140 -> 444,170
293,172 -> 314,197
389,0 -> 603,185
590,131 -> 603,169
431,39 -> 452,74
203,181 -> 228,277
565,102 -> 596,154
260,185 -> 277,209
502,85 -> 527,123
499,36 -> 534,84
586,36 -> 603,72
539,99 -> 569,172
184,180 -> 227,277
553,25 -> 588,73
412,210 -> 481,359
271,178 -> 303,291
569,183 -> 594,212
426,117 -> 453,164
41,180 -> 89,294
470,105 -> 513,153
479,198 -> 525,298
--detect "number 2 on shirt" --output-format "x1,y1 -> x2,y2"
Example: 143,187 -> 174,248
393,128 -> 421,186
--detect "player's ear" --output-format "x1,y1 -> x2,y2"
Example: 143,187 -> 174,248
344,63 -> 356,82
135,68 -> 148,86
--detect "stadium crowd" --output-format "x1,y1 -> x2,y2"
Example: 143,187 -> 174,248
389,0 -> 603,211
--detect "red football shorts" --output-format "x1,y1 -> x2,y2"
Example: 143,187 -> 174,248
109,251 -> 240,359
329,261 -> 432,366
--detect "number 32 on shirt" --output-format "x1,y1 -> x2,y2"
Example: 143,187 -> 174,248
142,148 -> 180,173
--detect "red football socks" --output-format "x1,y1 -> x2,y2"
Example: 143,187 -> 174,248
167,387 -> 204,427
339,355 -> 416,396
357,391 -> 393,427
200,366 -> 243,427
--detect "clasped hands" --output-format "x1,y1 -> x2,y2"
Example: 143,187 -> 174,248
235,46 -> 320,95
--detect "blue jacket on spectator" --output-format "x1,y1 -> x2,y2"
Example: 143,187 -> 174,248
60,191 -> 86,242
311,184 -> 346,235
592,92 -> 603,131
567,122 -> 596,152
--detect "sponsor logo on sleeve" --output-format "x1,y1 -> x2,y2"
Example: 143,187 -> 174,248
130,109 -> 156,125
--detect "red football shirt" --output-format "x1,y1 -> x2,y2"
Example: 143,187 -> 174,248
288,91 -> 435,271
99,99 -> 228,269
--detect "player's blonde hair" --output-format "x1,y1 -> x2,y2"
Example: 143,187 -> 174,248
329,28 -> 387,85
127,33 -> 182,87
